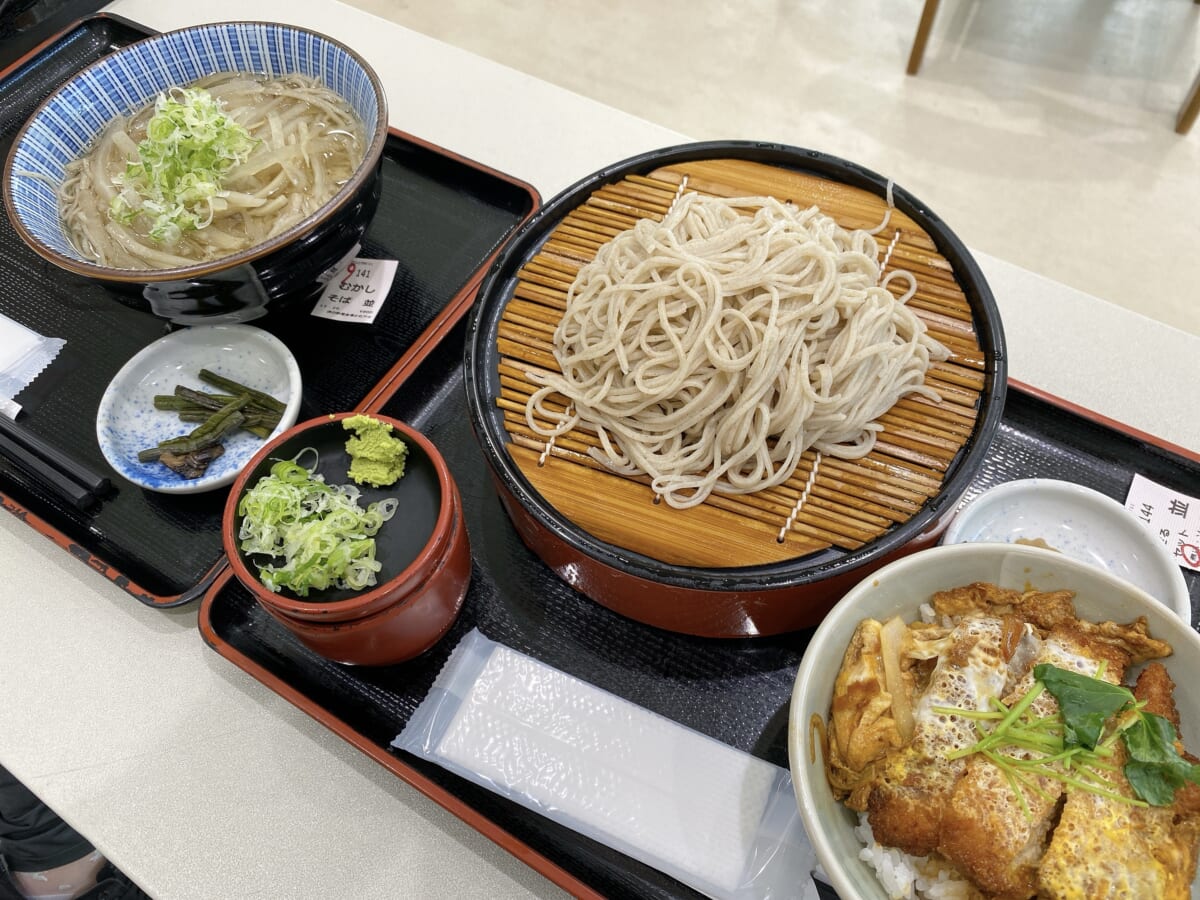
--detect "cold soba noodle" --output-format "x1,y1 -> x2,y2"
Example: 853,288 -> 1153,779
525,192 -> 949,509
58,72 -> 366,268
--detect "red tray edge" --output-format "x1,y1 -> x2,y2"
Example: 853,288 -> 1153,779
0,162 -> 535,606
195,376 -> 1199,899
1008,377 -> 1200,466
196,565 -> 604,900
0,12 -> 541,607
0,57 -> 540,605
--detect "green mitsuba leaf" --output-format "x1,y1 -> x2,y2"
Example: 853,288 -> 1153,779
1123,712 -> 1200,806
1124,762 -> 1180,807
1035,664 -> 1200,807
1034,663 -> 1134,750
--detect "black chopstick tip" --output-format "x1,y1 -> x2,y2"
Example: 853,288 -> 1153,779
0,414 -> 112,507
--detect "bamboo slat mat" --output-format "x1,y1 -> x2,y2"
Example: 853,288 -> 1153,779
496,158 -> 985,568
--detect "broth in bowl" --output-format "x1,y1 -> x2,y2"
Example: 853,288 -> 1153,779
4,21 -> 388,323
62,72 -> 366,269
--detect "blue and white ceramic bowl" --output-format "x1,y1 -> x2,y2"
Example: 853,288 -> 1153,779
96,324 -> 302,494
3,22 -> 388,324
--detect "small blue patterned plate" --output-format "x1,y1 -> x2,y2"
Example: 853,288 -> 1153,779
96,325 -> 302,494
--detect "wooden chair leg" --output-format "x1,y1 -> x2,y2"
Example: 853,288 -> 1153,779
907,0 -> 943,75
1177,68 -> 1200,134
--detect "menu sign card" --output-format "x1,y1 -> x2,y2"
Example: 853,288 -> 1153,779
1125,473 -> 1200,573
311,255 -> 399,324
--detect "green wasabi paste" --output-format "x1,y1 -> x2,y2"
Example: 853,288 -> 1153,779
342,414 -> 408,487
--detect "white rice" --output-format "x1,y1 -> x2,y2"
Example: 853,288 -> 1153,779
854,813 -> 976,900
918,602 -> 957,628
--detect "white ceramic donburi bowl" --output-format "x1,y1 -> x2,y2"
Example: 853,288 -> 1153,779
942,478 -> 1190,622
788,541 -> 1200,900
96,324 -> 301,494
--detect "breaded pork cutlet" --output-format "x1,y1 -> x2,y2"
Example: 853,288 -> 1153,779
1039,663 -> 1200,899
937,628 -> 1135,899
863,583 -> 1068,858
827,580 -> 1198,897
865,613 -> 1015,856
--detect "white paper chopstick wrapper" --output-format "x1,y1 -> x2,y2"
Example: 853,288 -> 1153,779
393,629 -> 818,900
0,313 -> 65,420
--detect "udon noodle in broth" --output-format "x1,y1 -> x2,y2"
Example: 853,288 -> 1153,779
58,72 -> 366,269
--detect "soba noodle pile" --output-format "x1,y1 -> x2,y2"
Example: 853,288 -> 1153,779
525,192 -> 949,509
58,72 -> 365,268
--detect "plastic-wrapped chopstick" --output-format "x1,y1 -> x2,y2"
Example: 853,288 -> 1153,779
394,629 -> 818,900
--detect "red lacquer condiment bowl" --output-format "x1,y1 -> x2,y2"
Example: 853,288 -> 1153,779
222,412 -> 470,666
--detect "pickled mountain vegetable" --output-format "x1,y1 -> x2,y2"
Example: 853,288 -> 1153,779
141,369 -> 285,478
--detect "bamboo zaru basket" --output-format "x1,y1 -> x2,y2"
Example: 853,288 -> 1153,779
492,155 -> 987,569
464,142 -> 1005,637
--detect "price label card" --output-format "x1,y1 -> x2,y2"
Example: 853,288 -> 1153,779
311,257 -> 398,324
1124,473 -> 1200,571
317,243 -> 361,285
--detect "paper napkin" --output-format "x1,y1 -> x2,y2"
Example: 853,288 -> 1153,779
0,314 -> 65,419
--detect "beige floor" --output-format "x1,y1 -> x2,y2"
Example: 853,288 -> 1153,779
346,0 -> 1200,338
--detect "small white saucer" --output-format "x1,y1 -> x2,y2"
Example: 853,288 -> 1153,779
96,325 -> 302,494
942,478 -> 1191,622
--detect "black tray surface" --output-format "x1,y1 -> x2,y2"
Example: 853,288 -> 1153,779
0,0 -> 109,73
0,16 -> 536,603
204,313 -> 1200,900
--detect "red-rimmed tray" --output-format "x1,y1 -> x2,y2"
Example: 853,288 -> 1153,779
0,14 -> 539,606
199,297 -> 1200,898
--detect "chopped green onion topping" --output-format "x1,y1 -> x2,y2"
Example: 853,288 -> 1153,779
237,456 -> 398,597
111,86 -> 258,243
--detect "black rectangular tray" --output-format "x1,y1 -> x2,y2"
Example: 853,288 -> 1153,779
0,15 -> 538,606
200,311 -> 1200,900
0,0 -> 109,73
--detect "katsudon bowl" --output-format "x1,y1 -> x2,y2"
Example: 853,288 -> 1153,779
4,21 -> 388,324
464,140 -> 1007,638
788,542 -> 1200,900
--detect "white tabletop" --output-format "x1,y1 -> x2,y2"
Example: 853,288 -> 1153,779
1,2 -> 1197,898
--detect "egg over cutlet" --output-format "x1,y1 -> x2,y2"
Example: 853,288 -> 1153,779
1037,664 -> 1200,899
824,582 -> 1200,899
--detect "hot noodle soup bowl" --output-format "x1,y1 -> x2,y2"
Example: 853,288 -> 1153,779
3,21 -> 388,325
